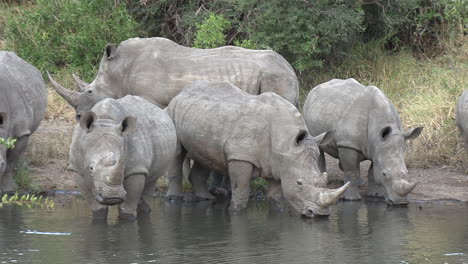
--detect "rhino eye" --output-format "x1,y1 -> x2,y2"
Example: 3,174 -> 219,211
296,179 -> 303,186
380,126 -> 392,140
87,90 -> 93,94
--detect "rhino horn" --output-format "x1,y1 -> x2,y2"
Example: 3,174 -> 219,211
392,179 -> 416,197
319,181 -> 350,207
47,71 -> 81,108
72,73 -> 89,92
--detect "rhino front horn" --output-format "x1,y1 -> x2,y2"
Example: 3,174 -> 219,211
393,179 -> 416,197
47,71 -> 81,108
72,73 -> 89,92
319,181 -> 350,207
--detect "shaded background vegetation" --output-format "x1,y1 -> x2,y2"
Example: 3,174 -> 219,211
0,0 -> 467,170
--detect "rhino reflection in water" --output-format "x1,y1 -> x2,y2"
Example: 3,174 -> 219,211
0,52 -> 47,193
166,81 -> 349,217
47,37 -> 299,121
303,78 -> 423,205
68,95 -> 177,219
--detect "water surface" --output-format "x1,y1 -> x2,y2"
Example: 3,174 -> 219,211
0,196 -> 467,264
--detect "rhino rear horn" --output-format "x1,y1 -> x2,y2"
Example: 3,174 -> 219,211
319,181 -> 350,207
47,71 -> 81,108
72,73 -> 89,92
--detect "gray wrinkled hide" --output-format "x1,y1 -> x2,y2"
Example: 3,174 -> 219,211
166,81 -> 348,217
456,90 -> 468,153
68,95 -> 176,219
303,78 -> 423,205
0,51 -> 47,193
50,37 -> 299,119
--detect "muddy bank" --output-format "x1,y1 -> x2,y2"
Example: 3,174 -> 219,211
25,121 -> 468,202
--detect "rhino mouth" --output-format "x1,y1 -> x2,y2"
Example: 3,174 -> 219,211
384,194 -> 409,206
96,193 -> 125,205
301,205 -> 331,218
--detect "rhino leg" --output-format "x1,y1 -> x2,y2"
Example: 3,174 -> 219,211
209,172 -> 230,199
228,160 -> 253,212
165,144 -> 185,201
1,135 -> 29,193
119,174 -> 146,220
137,176 -> 157,215
338,147 -> 363,201
74,173 -> 108,219
366,162 -> 384,198
189,162 -> 215,201
267,179 -> 283,210
318,149 -> 326,173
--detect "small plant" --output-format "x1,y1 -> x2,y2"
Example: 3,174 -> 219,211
0,137 -> 16,149
13,161 -> 41,192
0,193 -> 55,209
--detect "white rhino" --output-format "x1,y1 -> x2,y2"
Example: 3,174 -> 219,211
165,80 -> 349,217
303,79 -> 423,205
68,95 -> 177,219
456,90 -> 468,153
48,37 -> 299,121
0,51 -> 47,193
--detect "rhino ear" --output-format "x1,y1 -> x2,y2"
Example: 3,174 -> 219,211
403,127 -> 423,141
0,112 -> 6,126
105,43 -> 117,60
314,129 -> 335,147
119,116 -> 137,133
79,112 -> 97,132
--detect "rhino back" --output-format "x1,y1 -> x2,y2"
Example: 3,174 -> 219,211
167,81 -> 260,173
107,38 -> 298,106
0,52 -> 47,137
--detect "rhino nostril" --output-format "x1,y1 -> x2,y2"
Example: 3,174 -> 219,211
307,209 -> 314,215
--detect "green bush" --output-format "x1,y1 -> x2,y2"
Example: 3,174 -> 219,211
194,13 -> 231,49
4,0 -> 138,79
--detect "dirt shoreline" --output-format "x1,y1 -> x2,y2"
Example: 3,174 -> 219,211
25,121 -> 468,203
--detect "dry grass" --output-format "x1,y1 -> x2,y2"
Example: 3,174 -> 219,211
44,72 -> 77,122
304,40 -> 468,170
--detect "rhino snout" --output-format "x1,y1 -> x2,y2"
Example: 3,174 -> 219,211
96,193 -> 125,205
302,206 -> 331,218
95,185 -> 126,205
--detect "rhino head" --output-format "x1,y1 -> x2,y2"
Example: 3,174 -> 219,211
277,130 -> 349,217
74,110 -> 136,205
371,126 -> 423,205
47,44 -> 121,121
0,112 -> 7,177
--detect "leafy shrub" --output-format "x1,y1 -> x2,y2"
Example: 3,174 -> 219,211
194,13 -> 231,48
4,0 -> 138,79
362,0 -> 467,55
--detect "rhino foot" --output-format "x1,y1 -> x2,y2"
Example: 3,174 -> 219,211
165,193 -> 184,202
0,175 -> 17,194
91,207 -> 109,219
342,187 -> 362,201
137,201 -> 152,214
193,191 -> 216,202
367,185 -> 385,198
119,211 -> 137,221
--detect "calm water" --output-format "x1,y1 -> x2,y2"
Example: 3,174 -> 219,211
0,196 -> 467,264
